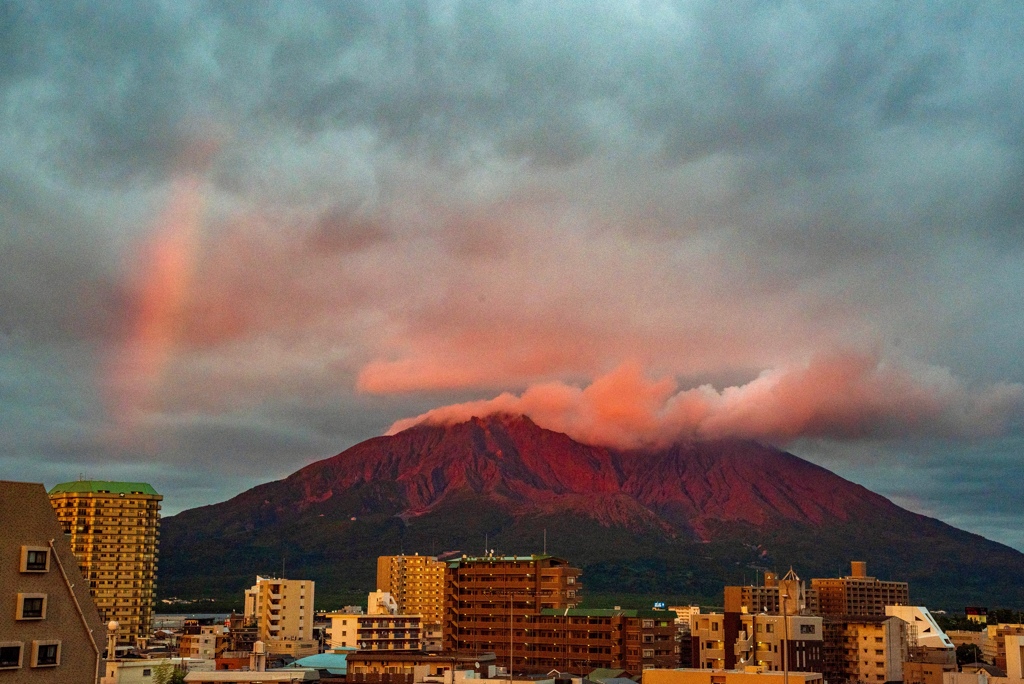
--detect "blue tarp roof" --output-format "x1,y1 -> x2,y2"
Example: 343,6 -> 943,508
287,649 -> 354,675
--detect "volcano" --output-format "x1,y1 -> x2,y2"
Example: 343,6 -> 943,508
160,414 -> 1024,608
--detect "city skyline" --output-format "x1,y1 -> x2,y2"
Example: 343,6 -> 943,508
2,2 -> 1024,551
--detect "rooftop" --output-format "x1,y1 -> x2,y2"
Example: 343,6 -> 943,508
50,480 -> 161,496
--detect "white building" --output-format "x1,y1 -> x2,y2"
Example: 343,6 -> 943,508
886,606 -> 955,650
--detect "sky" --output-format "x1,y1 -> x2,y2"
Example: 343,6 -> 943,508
2,1 -> 1023,552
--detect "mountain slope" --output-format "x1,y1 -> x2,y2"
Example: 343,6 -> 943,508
160,414 -> 1024,609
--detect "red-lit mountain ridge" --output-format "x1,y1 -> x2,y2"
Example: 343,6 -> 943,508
284,414 -> 893,536
161,414 -> 1024,608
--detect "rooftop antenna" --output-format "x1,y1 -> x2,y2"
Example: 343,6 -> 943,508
485,533 -> 488,556
543,529 -> 547,555
282,556 -> 286,578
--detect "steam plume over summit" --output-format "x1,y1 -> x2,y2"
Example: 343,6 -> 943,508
388,354 -> 1023,449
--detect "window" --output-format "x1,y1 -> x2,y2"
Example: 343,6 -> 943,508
643,649 -> 654,658
643,619 -> 654,628
143,668 -> 152,676
31,641 -> 60,667
0,643 -> 23,669
16,594 -> 47,620
765,623 -> 775,633
20,546 -> 50,572
800,624 -> 815,634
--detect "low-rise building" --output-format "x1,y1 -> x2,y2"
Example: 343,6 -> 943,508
985,626 -> 1024,671
346,650 -> 497,684
643,667 -> 824,684
326,592 -> 424,651
695,612 -> 823,673
180,625 -> 229,660
1,480 -> 106,683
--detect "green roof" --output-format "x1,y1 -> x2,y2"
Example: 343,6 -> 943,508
539,608 -> 667,619
49,481 -> 160,496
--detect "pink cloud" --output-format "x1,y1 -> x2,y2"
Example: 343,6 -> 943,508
387,352 -> 1024,448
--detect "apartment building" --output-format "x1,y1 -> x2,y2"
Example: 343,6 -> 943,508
443,554 -> 581,656
526,607 -> 678,674
179,625 -> 228,659
821,615 -> 907,684
243,576 -> 316,657
48,480 -> 162,646
725,570 -> 813,617
1,480 -> 105,682
695,612 -> 823,673
326,592 -> 423,651
810,562 -> 908,617
377,555 -> 445,627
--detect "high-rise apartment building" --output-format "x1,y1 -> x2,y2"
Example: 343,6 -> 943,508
444,554 -> 582,654
810,561 -> 908,617
243,575 -> 317,657
48,480 -> 162,646
376,555 -> 445,627
1,480 -> 105,682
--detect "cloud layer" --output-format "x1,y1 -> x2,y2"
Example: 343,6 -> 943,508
2,2 -> 1024,547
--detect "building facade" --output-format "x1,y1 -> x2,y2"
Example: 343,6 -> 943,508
821,615 -> 907,684
48,480 -> 162,645
810,562 -> 909,617
695,613 -> 824,673
243,576 -> 316,657
377,555 -> 445,628
1,480 -> 105,682
643,668 -> 825,684
984,625 -> 1024,671
326,612 -> 423,651
443,554 -> 582,657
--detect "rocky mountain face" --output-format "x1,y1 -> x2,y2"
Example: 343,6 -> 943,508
160,414 -> 1024,608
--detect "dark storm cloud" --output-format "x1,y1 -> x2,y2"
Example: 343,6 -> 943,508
3,1 -> 1024,548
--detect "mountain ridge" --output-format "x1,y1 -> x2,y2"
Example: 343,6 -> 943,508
160,413 -> 1024,608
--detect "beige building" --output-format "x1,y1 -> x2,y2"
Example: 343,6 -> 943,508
943,635 -> 1024,684
984,626 -> 1024,671
643,667 -> 824,684
243,576 -> 316,657
822,615 -> 907,684
101,658 -> 193,684
695,612 -> 823,672
810,562 -> 908,617
179,625 -> 227,659
1,480 -> 106,682
326,592 -> 423,651
377,554 -> 445,627
49,480 -> 162,646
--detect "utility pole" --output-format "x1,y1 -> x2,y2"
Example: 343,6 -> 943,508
781,594 -> 789,684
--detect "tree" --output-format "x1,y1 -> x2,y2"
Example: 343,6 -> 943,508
956,643 -> 985,666
152,663 -> 187,684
